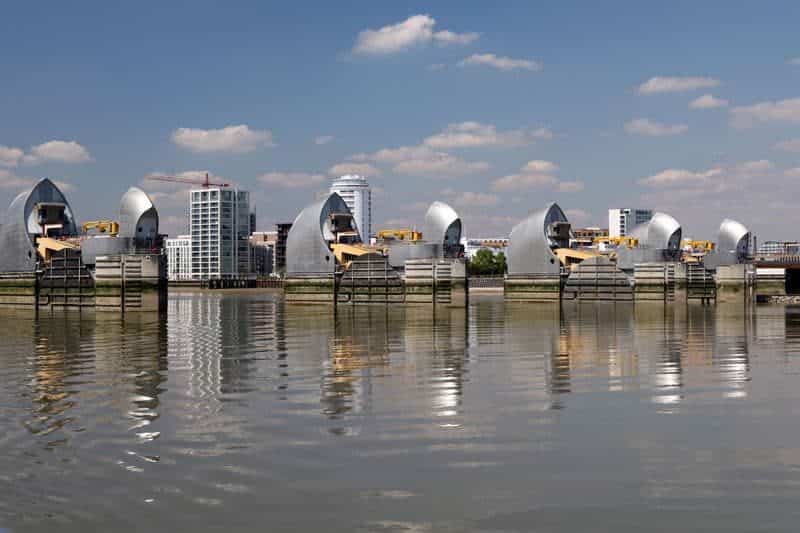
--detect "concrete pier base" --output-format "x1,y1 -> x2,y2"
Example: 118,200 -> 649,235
715,264 -> 751,304
755,268 -> 786,299
504,274 -> 562,302
285,275 -> 337,304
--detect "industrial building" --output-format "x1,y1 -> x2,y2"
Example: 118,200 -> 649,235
189,187 -> 251,280
330,175 -> 372,241
609,208 -> 653,238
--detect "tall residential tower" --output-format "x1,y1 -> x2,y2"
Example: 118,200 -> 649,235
189,187 -> 251,280
608,208 -> 653,238
329,175 -> 372,241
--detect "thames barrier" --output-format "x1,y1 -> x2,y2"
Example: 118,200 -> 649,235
0,180 -> 793,313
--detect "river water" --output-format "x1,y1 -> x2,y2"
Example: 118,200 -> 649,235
2,292 -> 800,531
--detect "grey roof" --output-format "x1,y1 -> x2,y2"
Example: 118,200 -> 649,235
705,218 -> 750,269
629,212 -> 681,250
0,178 -> 77,272
422,201 -> 462,248
507,202 -> 568,275
119,186 -> 159,243
286,193 -> 353,275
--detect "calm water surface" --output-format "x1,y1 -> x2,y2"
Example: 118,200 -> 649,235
3,292 -> 800,531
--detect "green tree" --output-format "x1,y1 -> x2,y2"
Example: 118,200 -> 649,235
494,251 -> 507,275
468,248 -> 505,276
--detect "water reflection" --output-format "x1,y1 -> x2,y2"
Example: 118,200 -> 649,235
4,296 -> 800,531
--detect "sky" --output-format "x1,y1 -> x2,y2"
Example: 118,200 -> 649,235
1,1 -> 799,240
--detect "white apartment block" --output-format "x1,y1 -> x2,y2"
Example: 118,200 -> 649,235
609,208 -> 653,238
330,174 -> 371,241
165,234 -> 192,281
190,187 -> 251,280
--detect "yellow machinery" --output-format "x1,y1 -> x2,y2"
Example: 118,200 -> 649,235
555,248 -> 600,269
82,220 -> 119,236
36,237 -> 79,264
331,243 -> 376,268
377,229 -> 423,242
681,239 -> 715,252
593,236 -> 639,248
331,230 -> 386,269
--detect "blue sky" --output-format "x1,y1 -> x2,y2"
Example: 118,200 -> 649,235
1,1 -> 799,239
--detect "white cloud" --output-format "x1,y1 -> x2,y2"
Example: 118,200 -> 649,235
689,94 -> 729,109
441,188 -> 498,207
393,152 -> 489,177
564,208 -> 593,227
314,135 -> 334,145
522,160 -> 559,173
458,53 -> 542,72
637,76 -> 720,94
329,162 -> 381,176
352,144 -> 488,178
731,97 -> 800,127
171,124 -> 274,153
639,168 -> 724,188
788,57 -> 800,66
352,14 -> 478,55
428,63 -> 446,71
257,172 -> 326,188
424,121 -> 552,149
639,160 -> 773,190
433,30 -> 480,46
557,180 -> 585,193
775,138 -> 800,152
492,172 -> 558,191
22,140 -> 91,165
492,160 -> 583,193
0,169 -> 34,189
0,145 -> 23,167
624,118 -> 688,136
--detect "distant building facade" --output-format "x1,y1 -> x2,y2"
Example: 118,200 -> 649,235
250,231 -> 277,276
189,187 -> 251,280
572,227 -> 608,248
462,237 -> 508,259
274,223 -> 292,274
165,234 -> 192,281
609,208 -> 653,238
330,175 -> 372,240
758,241 -> 800,256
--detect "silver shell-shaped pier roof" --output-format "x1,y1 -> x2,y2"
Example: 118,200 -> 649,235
0,178 -> 78,272
422,201 -> 462,249
119,186 -> 159,244
705,218 -> 750,268
717,218 -> 749,258
507,202 -> 568,275
629,212 -> 682,250
286,193 -> 354,275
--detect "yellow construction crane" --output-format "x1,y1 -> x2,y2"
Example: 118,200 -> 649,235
82,220 -> 119,236
377,229 -> 423,242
